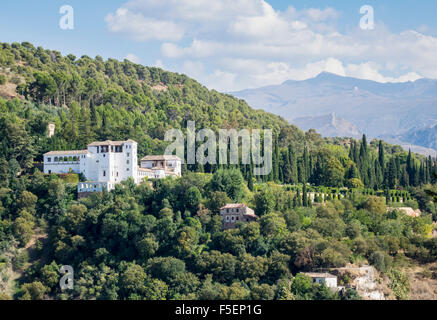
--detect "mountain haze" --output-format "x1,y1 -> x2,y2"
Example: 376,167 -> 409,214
232,72 -> 437,155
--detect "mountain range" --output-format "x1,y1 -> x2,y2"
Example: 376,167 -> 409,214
232,72 -> 437,156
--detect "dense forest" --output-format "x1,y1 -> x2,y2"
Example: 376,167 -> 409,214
0,42 -> 436,300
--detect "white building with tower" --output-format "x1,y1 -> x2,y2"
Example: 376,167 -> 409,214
43,139 -> 182,197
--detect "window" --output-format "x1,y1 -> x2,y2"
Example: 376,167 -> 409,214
116,172 -> 119,177
231,216 -> 235,221
103,170 -> 106,177
48,170 -> 52,174
227,209 -> 229,213
236,208 -> 239,213
47,157 -> 51,162
226,216 -> 230,221
127,153 -> 130,157
127,160 -> 130,164
54,157 -> 58,162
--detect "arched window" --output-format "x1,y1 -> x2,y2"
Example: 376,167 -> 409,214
54,157 -> 58,162
64,156 -> 68,162
68,156 -> 73,162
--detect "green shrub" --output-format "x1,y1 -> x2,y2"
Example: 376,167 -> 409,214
12,250 -> 29,271
60,173 -> 79,184
388,268 -> 410,300
369,251 -> 392,272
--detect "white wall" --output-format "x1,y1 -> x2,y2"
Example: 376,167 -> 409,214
43,155 -> 81,174
315,277 -> 337,288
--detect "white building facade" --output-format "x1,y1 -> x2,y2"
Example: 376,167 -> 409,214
301,273 -> 338,289
140,155 -> 182,178
43,140 -> 181,197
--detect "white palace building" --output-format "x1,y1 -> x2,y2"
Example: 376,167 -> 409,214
43,140 -> 182,197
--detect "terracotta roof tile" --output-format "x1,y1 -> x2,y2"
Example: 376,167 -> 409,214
44,150 -> 88,156
141,155 -> 182,161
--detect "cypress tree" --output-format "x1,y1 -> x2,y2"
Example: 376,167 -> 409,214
303,146 -> 309,183
427,156 -> 433,183
413,163 -> 420,186
273,138 -> 279,182
289,145 -> 298,184
283,149 -> 292,184
359,134 -> 369,186
374,159 -> 383,190
302,184 -> 308,207
384,158 -> 397,189
406,149 -> 414,185
89,98 -> 97,126
378,140 -> 385,170
247,165 -> 254,191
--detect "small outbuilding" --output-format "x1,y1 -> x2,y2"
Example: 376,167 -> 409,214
301,272 -> 338,289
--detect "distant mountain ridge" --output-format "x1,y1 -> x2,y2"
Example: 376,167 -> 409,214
232,72 -> 437,155
292,113 -> 362,139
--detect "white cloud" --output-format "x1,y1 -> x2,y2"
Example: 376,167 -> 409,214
196,58 -> 422,92
161,40 -> 223,59
124,53 -> 141,64
302,8 -> 339,22
154,59 -> 164,68
105,0 -> 436,91
105,8 -> 184,41
228,1 -> 293,39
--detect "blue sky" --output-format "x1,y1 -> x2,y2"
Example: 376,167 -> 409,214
1,0 -> 437,91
